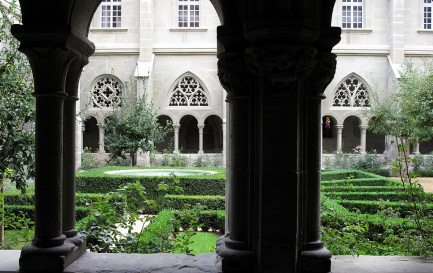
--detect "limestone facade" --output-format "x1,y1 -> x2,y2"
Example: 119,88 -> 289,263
77,0 -> 433,168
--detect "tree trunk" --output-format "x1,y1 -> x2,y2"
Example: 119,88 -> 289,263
0,176 -> 4,247
131,152 -> 137,166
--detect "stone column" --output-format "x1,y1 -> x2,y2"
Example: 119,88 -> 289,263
336,125 -> 343,153
216,26 -> 255,272
98,122 -> 105,153
174,124 -> 180,153
63,57 -> 87,248
360,125 -> 368,154
301,25 -> 341,273
198,124 -> 205,154
13,45 -> 78,271
222,122 -> 227,166
81,124 -> 86,152
414,143 -> 421,155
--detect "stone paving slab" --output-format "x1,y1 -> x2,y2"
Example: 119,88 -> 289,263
1,251 -> 433,273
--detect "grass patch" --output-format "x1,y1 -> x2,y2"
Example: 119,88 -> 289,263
174,232 -> 219,254
2,230 -> 33,250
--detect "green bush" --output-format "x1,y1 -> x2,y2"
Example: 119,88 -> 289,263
164,195 -> 225,210
322,178 -> 397,187
174,210 -> 225,233
76,176 -> 225,197
322,186 -> 403,193
336,199 -> 433,216
415,168 -> 433,177
4,205 -> 90,229
321,169 -> 376,181
326,191 -> 433,202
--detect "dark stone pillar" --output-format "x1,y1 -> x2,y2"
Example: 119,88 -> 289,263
63,57 -> 87,250
216,26 -> 255,272
11,24 -> 95,272
300,2 -> 341,272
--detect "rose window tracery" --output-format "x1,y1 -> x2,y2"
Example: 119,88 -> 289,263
169,75 -> 209,106
91,76 -> 123,108
332,76 -> 370,107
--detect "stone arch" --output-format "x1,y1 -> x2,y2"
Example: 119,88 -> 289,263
332,73 -> 371,108
167,72 -> 211,107
204,115 -> 223,153
179,114 -> 199,153
342,115 -> 362,153
322,115 -> 338,153
366,116 -> 386,154
90,74 -> 124,108
155,115 -> 174,153
83,116 -> 99,153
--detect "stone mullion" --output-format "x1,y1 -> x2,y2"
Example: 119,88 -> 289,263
216,26 -> 255,271
300,22 -> 341,273
63,57 -> 87,242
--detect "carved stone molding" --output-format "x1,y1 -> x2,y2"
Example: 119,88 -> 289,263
19,47 -> 75,96
245,46 -> 318,86
305,52 -> 337,96
217,51 -> 249,96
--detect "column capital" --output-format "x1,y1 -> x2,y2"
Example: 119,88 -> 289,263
245,45 -> 318,87
359,125 -> 368,130
197,124 -> 205,130
336,125 -> 344,129
217,50 -> 250,97
173,124 -> 180,130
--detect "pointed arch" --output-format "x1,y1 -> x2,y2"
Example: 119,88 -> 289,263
333,73 -> 371,108
168,72 -> 210,107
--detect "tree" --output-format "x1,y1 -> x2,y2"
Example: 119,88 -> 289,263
0,0 -> 35,246
104,97 -> 170,166
367,61 -> 433,255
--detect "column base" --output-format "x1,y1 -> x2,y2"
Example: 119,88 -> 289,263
301,245 -> 332,273
216,235 -> 254,273
20,237 -> 87,273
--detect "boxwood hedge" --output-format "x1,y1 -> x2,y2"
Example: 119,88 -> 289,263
164,195 -> 225,210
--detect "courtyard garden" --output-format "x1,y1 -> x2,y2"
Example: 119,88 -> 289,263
1,166 -> 432,256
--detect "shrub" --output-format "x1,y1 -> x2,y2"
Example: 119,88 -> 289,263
174,210 -> 225,233
164,195 -> 225,210
81,152 -> 100,170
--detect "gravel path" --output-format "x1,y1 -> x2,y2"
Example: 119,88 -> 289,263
391,177 -> 433,193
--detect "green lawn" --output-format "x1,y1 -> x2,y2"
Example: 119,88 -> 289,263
1,230 -> 33,250
175,232 -> 220,254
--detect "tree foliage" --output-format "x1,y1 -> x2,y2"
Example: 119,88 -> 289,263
0,0 -> 35,191
104,97 -> 170,166
367,61 -> 433,142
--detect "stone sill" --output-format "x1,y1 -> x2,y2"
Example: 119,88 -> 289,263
169,28 -> 208,32
90,28 -> 129,33
1,251 -> 432,273
342,28 -> 373,34
417,29 -> 433,33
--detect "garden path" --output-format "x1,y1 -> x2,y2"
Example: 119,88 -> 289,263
391,177 -> 433,193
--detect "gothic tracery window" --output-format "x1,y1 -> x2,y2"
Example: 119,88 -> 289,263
333,75 -> 370,107
169,75 -> 209,106
91,76 -> 123,108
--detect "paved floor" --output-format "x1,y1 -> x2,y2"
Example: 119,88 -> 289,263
391,177 -> 433,193
1,251 -> 432,273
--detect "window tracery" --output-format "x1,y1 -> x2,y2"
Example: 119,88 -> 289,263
169,75 -> 209,106
333,76 -> 370,107
91,76 -> 123,108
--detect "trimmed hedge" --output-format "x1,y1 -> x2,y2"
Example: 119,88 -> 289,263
4,205 -> 90,229
415,169 -> 433,177
322,186 -> 404,193
322,178 -> 397,187
325,191 -> 433,202
321,170 -> 377,181
164,195 -> 225,210
76,176 -> 225,197
174,210 -> 225,233
336,199 -> 433,215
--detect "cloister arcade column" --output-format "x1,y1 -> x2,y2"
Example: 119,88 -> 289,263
216,1 -> 340,272
336,125 -> 343,153
198,124 -> 205,154
173,124 -> 180,153
360,125 -> 368,154
97,121 -> 105,153
11,0 -> 101,272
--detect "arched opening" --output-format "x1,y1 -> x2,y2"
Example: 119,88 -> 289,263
83,116 -> 99,153
420,138 -> 433,154
204,115 -> 223,153
179,115 -> 199,153
155,115 -> 174,153
366,117 -> 385,153
342,116 -> 361,153
322,115 -> 338,153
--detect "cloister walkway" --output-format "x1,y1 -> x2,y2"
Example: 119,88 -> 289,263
1,251 -> 432,273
